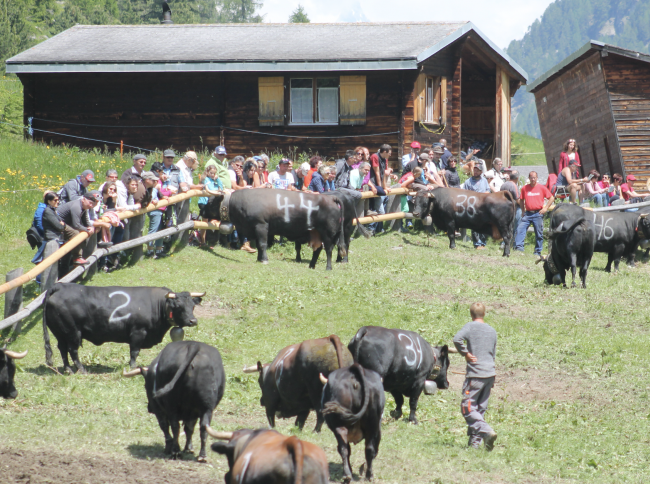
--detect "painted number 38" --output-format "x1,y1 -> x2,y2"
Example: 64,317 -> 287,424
456,194 -> 478,217
398,333 -> 423,369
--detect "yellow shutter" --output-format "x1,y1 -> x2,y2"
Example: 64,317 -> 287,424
339,75 -> 366,126
413,73 -> 426,122
258,77 -> 284,127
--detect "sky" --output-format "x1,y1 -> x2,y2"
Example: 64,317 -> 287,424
260,0 -> 556,50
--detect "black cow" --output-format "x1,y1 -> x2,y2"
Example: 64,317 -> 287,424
348,326 -> 450,424
321,364 -> 385,483
0,348 -> 28,399
538,204 -> 595,288
43,283 -> 204,373
211,429 -> 329,484
244,335 -> 353,432
122,340 -> 225,461
295,190 -> 370,264
200,189 -> 346,270
412,187 -> 516,256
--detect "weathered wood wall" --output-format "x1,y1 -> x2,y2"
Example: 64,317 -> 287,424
533,52 -> 622,176
603,54 -> 650,186
19,71 -> 401,164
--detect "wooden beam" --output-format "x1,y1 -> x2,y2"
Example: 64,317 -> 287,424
604,136 -> 616,175
451,57 -> 462,156
494,67 -> 511,165
592,140 -> 601,173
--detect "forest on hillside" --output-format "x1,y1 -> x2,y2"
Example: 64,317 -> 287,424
0,0 -> 263,72
507,0 -> 650,137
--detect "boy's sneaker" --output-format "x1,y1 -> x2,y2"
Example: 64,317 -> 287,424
482,431 -> 497,451
468,435 -> 482,449
97,241 -> 113,249
73,257 -> 87,265
154,251 -> 168,259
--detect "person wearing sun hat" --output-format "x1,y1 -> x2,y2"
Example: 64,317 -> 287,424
621,174 -> 644,204
205,146 -> 232,189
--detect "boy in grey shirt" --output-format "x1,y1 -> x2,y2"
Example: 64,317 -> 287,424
453,302 -> 498,450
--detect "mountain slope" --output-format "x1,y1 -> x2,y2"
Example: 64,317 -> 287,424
507,0 -> 650,137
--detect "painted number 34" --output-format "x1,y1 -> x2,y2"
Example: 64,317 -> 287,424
398,333 -> 423,369
456,194 -> 477,217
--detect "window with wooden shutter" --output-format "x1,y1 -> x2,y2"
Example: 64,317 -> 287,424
258,77 -> 284,127
339,76 -> 366,126
415,74 -> 446,125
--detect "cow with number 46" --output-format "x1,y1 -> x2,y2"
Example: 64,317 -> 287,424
412,187 -> 516,256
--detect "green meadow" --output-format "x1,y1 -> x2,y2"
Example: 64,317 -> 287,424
1,138 -> 649,483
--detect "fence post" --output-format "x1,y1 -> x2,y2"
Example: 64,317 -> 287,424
129,214 -> 146,263
4,268 -> 24,333
177,200 -> 192,247
82,232 -> 98,279
42,240 -> 60,292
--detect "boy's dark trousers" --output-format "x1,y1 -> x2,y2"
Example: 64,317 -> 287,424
461,376 -> 495,446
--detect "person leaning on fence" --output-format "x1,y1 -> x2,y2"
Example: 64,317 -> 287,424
56,192 -> 97,266
84,190 -> 114,249
59,169 -> 95,204
257,154 -> 270,183
309,165 -> 331,193
453,302 -> 498,451
515,171 -> 554,257
401,141 -> 420,169
268,158 -> 296,190
294,162 -> 311,191
461,165 -> 491,249
621,175 -> 645,205
121,154 -> 147,204
500,171 -> 521,248
443,157 -> 461,188
303,156 -> 322,189
584,170 -> 608,207
369,145 -> 393,234
204,146 -> 231,189
243,159 -> 262,187
196,164 -> 225,247
177,151 -> 204,192
139,171 -> 168,259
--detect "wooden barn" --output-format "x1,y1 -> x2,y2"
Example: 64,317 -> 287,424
7,21 -> 526,167
529,41 -> 650,186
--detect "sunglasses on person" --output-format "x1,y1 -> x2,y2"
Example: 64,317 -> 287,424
356,152 -> 363,155
52,198 -> 60,203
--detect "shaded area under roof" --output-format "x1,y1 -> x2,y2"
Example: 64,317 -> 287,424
6,21 -> 528,80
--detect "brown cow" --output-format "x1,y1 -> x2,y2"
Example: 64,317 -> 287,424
210,428 -> 329,484
243,335 -> 353,432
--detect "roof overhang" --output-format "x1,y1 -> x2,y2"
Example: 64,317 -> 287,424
527,41 -> 650,93
6,59 -> 418,74
417,21 -> 528,83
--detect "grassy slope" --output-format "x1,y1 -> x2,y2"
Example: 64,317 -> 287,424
1,140 -> 650,483
511,132 -> 546,167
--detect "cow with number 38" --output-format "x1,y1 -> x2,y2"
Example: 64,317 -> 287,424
412,187 -> 516,256
43,283 -> 205,374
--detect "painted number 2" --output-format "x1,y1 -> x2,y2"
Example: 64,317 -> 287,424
456,194 -> 477,217
108,291 -> 132,323
398,333 -> 423,369
592,214 -> 614,240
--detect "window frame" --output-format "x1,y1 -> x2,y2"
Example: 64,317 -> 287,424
424,76 -> 444,125
289,77 -> 340,126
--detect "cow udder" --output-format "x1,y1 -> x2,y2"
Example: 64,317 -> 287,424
309,230 -> 323,250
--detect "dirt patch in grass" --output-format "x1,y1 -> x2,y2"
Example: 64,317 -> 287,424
447,365 -> 592,404
193,300 -> 229,319
0,447 -> 216,484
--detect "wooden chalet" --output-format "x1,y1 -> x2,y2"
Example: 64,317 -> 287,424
529,41 -> 650,186
7,22 -> 527,167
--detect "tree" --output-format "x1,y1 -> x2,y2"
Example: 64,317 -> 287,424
289,4 -> 309,23
215,0 -> 264,23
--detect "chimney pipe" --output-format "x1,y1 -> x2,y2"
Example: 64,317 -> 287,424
161,1 -> 173,24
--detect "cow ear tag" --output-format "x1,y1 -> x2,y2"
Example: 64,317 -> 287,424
169,311 -> 173,320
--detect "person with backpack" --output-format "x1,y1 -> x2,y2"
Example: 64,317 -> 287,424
58,170 -> 95,203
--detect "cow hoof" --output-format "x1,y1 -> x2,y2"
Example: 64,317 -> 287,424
409,419 -> 419,425
342,476 -> 352,484
389,410 -> 402,420
64,368 -> 74,375
197,455 -> 207,463
260,260 -> 269,265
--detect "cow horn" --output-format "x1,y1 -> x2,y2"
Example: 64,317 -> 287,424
190,292 -> 206,298
640,213 -> 648,219
535,255 -> 547,265
4,350 -> 27,360
447,347 -> 459,354
427,192 -> 435,199
165,292 -> 176,299
242,365 -> 259,373
205,425 -> 233,440
408,191 -> 418,197
205,188 -> 224,197
319,373 -> 328,385
122,367 -> 146,377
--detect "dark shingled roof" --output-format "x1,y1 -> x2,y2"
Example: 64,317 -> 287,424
6,22 -> 527,80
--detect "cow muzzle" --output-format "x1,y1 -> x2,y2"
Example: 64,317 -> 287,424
184,318 -> 198,327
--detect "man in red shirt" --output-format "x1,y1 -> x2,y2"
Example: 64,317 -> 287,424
621,175 -> 644,203
514,171 -> 554,256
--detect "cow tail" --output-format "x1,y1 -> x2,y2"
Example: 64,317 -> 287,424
329,334 -> 345,368
350,327 -> 368,364
322,364 -> 370,426
42,288 -> 53,367
353,202 -> 372,239
284,436 -> 304,484
153,343 -> 201,399
549,217 -> 586,239
333,196 -> 347,258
